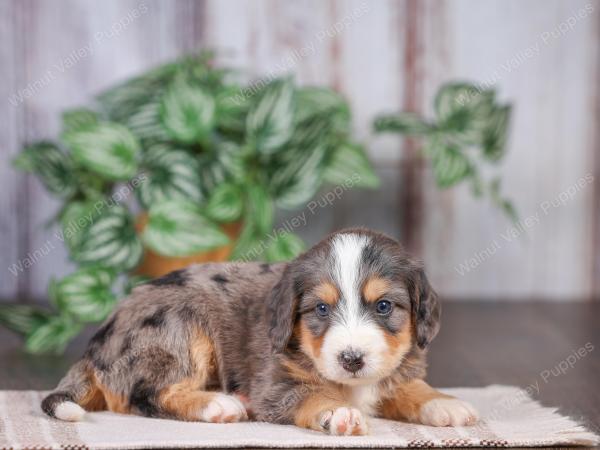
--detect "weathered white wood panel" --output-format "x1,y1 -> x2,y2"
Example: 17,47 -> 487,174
0,0 -> 24,300
1,0 -> 206,301
0,0 -> 598,302
420,0 -> 599,300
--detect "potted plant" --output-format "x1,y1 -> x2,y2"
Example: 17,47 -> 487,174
0,52 -> 379,354
0,53 -> 515,355
373,82 -> 515,218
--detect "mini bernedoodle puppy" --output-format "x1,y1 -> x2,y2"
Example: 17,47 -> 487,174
42,228 -> 478,435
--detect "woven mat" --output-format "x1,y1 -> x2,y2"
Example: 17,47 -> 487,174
0,386 -> 597,449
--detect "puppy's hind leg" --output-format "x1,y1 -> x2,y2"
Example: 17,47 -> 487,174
135,330 -> 246,423
41,360 -> 105,421
158,380 -> 247,423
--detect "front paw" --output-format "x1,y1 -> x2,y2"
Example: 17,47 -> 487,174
320,407 -> 368,435
419,398 -> 479,427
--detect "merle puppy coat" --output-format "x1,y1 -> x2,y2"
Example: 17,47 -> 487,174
42,228 -> 478,435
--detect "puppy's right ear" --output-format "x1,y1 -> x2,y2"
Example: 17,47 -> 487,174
266,265 -> 297,353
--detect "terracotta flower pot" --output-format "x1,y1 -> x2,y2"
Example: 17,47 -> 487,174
134,213 -> 242,278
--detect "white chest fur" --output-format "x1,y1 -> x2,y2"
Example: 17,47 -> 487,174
350,384 -> 380,416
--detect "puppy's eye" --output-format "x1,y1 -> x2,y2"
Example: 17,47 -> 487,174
375,299 -> 393,315
315,303 -> 330,318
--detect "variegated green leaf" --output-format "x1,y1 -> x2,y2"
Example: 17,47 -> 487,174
215,141 -> 246,182
426,140 -> 472,188
272,143 -> 326,209
482,105 -> 511,162
143,201 -> 229,256
74,205 -> 143,270
62,108 -> 99,134
229,222 -> 264,262
60,201 -> 100,254
265,232 -> 305,262
0,304 -> 51,337
197,154 -> 230,195
247,184 -> 274,234
96,60 -> 180,123
205,183 -> 243,222
13,142 -> 77,197
373,112 -> 432,135
287,115 -> 331,150
489,177 -> 518,222
136,145 -> 203,209
55,267 -> 116,322
296,86 -> 350,133
216,85 -> 250,135
64,123 -> 140,180
160,79 -> 215,144
435,83 -> 495,145
323,143 -> 379,189
247,78 -> 295,155
435,83 -> 484,122
25,315 -> 82,354
126,96 -> 171,143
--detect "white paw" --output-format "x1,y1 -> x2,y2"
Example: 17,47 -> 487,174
419,398 -> 479,427
321,407 -> 368,436
199,393 -> 247,423
54,401 -> 86,422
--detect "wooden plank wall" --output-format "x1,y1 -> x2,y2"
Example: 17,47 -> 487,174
0,0 -> 598,302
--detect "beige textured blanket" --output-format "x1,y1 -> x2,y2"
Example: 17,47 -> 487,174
0,386 -> 597,449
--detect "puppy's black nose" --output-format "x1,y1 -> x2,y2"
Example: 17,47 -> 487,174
339,350 -> 364,373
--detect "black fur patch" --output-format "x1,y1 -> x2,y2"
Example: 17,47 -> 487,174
361,241 -> 397,279
147,269 -> 188,287
141,306 -> 169,328
91,357 -> 110,372
260,263 -> 272,274
88,316 -> 117,348
120,333 -> 133,355
41,391 -> 74,417
177,304 -> 196,322
129,379 -> 159,417
211,274 -> 229,285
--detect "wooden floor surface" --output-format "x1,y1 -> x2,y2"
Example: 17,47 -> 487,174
0,302 -> 598,449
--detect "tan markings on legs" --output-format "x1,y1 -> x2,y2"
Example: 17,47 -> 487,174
158,379 -> 216,420
362,276 -> 390,303
89,371 -> 130,414
159,383 -> 247,423
189,328 -> 217,386
294,387 -> 347,432
158,329 -> 247,423
78,371 -> 106,412
378,378 -> 451,422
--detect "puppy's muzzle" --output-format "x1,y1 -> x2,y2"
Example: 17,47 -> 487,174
338,349 -> 364,373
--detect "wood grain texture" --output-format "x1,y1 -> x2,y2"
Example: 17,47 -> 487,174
419,0 -> 600,300
0,0 -> 25,300
0,0 -> 598,302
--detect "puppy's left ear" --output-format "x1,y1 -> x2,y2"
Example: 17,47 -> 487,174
266,265 -> 297,353
410,267 -> 441,349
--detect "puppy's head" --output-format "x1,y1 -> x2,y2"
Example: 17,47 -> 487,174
267,229 -> 440,385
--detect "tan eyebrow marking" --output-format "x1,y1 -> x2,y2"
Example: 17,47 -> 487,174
362,276 -> 390,303
313,282 -> 340,305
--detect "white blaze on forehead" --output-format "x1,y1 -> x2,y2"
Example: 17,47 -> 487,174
330,233 -> 370,326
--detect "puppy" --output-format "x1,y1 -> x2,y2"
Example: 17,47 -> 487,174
42,228 -> 478,434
